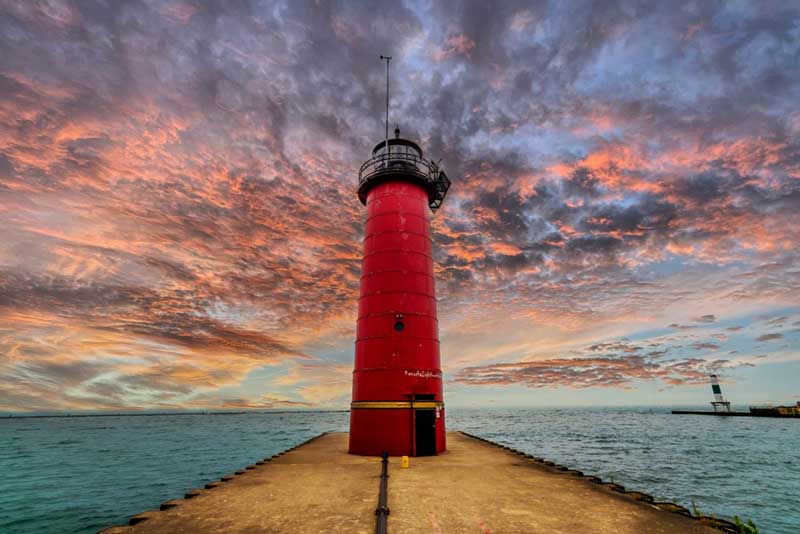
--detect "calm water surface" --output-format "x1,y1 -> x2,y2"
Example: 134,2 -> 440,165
1,407 -> 797,533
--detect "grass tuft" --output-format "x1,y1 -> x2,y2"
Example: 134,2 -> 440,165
733,515 -> 759,534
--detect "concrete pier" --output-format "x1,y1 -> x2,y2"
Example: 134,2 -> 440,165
672,409 -> 799,418
102,432 -> 734,533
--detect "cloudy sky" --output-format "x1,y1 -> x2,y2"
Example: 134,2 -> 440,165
1,0 -> 798,412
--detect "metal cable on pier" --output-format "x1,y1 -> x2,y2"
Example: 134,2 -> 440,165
375,451 -> 390,534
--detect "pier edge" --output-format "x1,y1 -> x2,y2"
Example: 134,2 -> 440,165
458,431 -> 740,534
97,432 -> 329,533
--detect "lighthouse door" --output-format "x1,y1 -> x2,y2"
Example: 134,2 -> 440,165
415,409 -> 437,456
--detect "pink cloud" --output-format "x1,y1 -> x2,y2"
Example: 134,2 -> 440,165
430,34 -> 476,62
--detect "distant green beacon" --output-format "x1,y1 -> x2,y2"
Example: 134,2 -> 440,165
709,374 -> 731,413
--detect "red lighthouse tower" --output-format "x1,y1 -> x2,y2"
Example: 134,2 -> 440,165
349,126 -> 451,456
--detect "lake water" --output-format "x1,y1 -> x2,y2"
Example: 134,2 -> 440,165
1,407 -> 797,533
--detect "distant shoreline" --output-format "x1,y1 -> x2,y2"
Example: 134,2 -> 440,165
0,410 -> 350,419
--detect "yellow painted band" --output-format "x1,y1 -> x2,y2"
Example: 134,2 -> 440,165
351,401 -> 444,409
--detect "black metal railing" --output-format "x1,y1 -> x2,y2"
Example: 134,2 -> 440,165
359,151 -> 437,188
359,152 -> 451,212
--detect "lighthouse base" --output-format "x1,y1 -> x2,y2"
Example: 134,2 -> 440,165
349,404 -> 446,456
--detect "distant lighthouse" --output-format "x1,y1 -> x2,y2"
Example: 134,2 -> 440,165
348,61 -> 451,456
709,374 -> 731,412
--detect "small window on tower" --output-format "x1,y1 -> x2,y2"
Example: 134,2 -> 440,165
394,321 -> 405,332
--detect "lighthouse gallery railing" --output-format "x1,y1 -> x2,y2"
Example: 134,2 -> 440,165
358,151 -> 451,211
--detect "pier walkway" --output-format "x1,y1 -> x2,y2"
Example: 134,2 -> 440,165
103,432 -> 726,533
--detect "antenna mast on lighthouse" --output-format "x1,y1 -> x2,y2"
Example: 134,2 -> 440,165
379,55 -> 391,154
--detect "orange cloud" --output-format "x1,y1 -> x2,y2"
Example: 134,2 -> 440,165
430,34 -> 476,62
